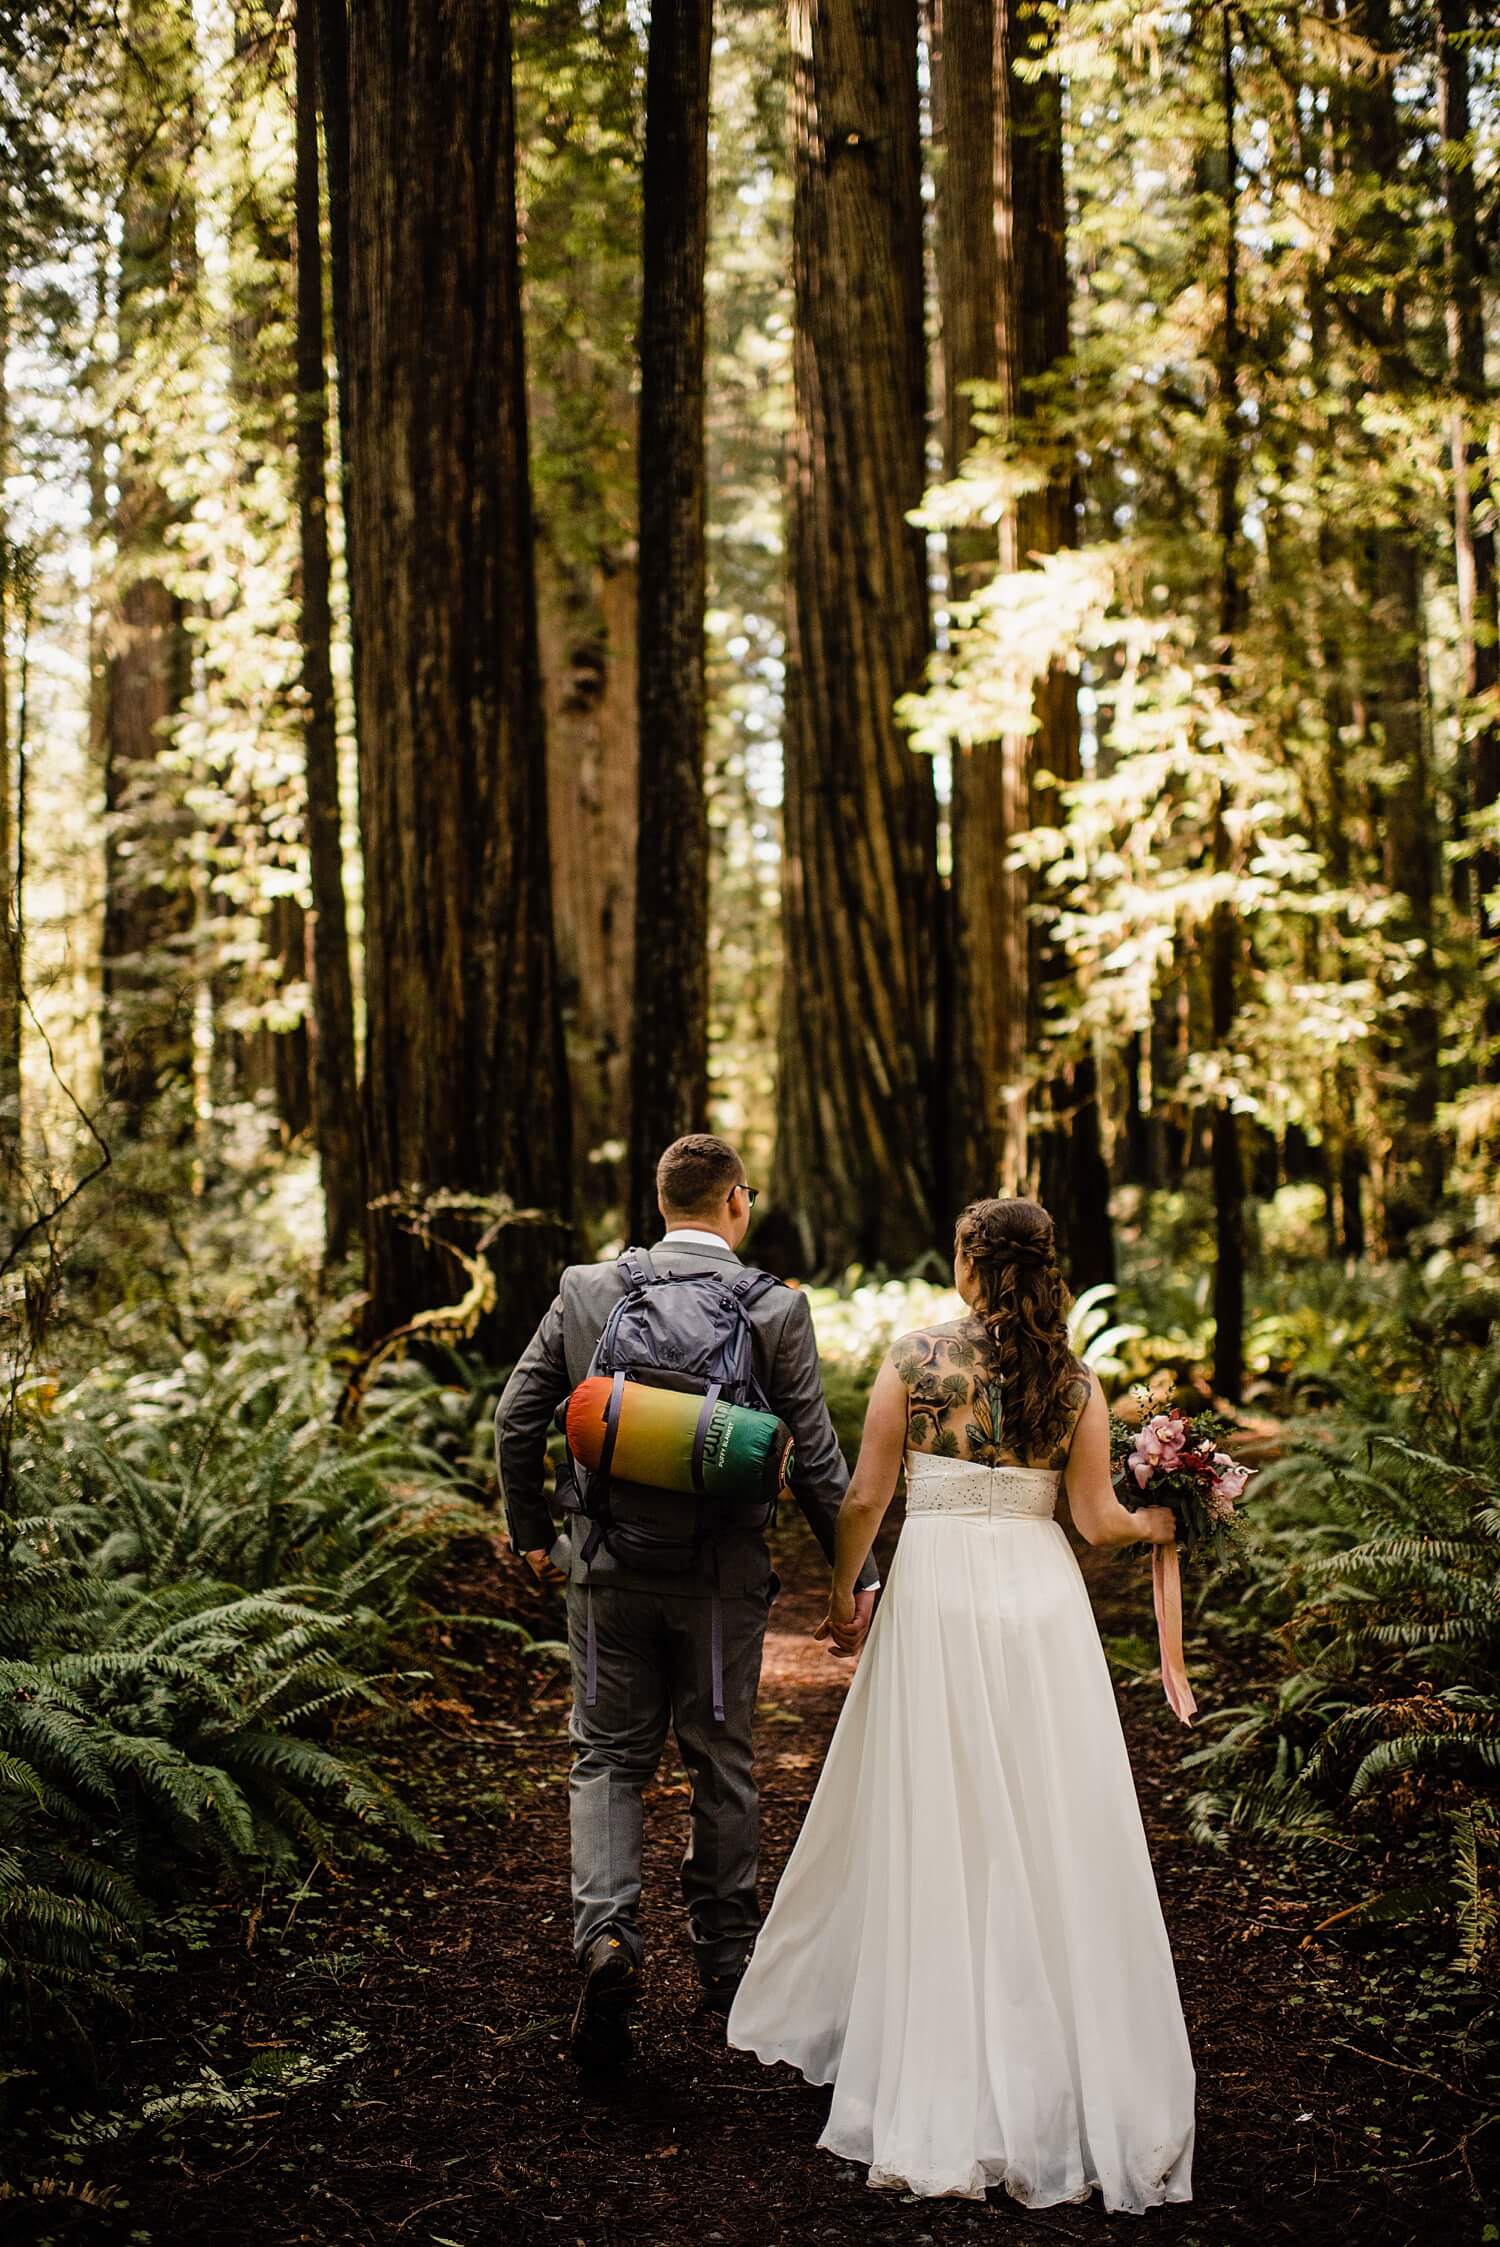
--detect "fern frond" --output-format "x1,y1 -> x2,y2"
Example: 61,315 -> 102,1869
1347,1731 -> 1500,1798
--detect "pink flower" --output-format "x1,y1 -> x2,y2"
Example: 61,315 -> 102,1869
1127,1412 -> 1190,1487
1208,1453 -> 1252,1510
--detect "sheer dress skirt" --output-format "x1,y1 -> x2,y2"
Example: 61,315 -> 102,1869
727,1451 -> 1196,2210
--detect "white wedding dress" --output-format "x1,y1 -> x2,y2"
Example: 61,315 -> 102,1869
727,1449 -> 1196,2210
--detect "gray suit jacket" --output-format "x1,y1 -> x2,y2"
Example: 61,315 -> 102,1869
493,1236 -> 878,1599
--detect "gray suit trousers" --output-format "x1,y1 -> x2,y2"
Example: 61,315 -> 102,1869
566,1579 -> 770,1983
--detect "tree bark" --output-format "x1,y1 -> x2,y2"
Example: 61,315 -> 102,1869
1363,523 -> 1442,1248
626,0 -> 714,1245
223,3 -> 311,1142
317,0 -> 355,574
0,274 -> 20,1221
1314,567 -> 1370,1261
345,0 -> 570,1343
1437,0 -> 1500,1084
269,894 -> 314,1141
101,1 -> 197,1133
1349,0 -> 1443,1249
773,0 -> 942,1272
542,557 -> 638,1217
294,0 -> 363,1263
931,0 -> 1026,1207
1298,70 -> 1372,1265
999,0 -> 1111,1282
1209,2 -> 1245,1403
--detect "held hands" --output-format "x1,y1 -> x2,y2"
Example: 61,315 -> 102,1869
523,1546 -> 568,1589
815,1584 -> 876,1658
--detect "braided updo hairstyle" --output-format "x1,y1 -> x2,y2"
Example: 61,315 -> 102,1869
955,1197 -> 1081,1462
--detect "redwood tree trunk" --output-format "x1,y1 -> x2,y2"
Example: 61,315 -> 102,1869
773,0 -> 942,1272
0,278 -> 19,1219
101,2 -> 197,1133
1210,2 -> 1245,1403
345,0 -> 570,1342
542,557 -> 638,1217
627,0 -> 713,1244
931,0 -> 1025,1208
1438,0 -> 1500,1084
1000,0 -> 1112,1282
317,0 -> 354,580
1364,522 -> 1442,1248
1352,0 -> 1443,1248
269,895 -> 314,1142
294,0 -> 363,1262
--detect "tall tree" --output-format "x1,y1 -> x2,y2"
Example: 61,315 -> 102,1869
541,561 -> 638,1208
1437,0 -> 1500,1086
344,0 -> 569,1339
626,0 -> 714,1243
516,0 -> 642,1225
316,0 -> 354,585
293,0 -> 362,1263
1000,0 -> 1112,1280
774,0 -> 942,1270
931,0 -> 1026,1207
100,1 -> 198,1130
0,274 -> 19,1216
932,0 -> 1111,1279
1346,0 -> 1443,1247
213,2 -> 301,1139
1209,0 -> 1246,1402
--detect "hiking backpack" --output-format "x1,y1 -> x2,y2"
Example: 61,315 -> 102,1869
561,1246 -> 785,1722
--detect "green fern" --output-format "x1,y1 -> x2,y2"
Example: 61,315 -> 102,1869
1449,1801 -> 1500,1974
1191,1298 -> 1500,1972
0,1339 -> 535,2046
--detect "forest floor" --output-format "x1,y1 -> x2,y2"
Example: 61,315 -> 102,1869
10,1512 -> 1496,2247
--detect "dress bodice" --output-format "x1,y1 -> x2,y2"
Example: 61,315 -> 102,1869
903,1448 -> 1062,1521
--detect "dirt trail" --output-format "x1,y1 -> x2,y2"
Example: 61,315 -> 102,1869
32,1514 -> 1488,2246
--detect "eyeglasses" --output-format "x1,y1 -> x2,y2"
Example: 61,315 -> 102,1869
729,1182 -> 760,1208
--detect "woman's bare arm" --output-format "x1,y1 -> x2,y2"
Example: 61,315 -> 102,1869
828,1353 -> 909,1607
1065,1375 -> 1176,1548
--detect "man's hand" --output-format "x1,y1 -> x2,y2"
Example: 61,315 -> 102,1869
523,1547 -> 567,1589
813,1583 -> 876,1658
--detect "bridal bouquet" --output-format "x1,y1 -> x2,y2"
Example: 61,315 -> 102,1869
1105,1389 -> 1258,1728
1108,1390 -> 1256,1569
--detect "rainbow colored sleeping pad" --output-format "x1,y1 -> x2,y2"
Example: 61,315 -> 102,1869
566,1376 -> 795,1507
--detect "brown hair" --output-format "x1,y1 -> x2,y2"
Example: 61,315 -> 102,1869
656,1133 -> 745,1220
954,1197 -> 1081,1461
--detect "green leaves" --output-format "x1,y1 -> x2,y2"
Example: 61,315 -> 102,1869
0,1342 -> 530,2045
1186,1302 -> 1500,1972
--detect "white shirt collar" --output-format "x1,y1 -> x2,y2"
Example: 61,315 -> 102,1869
659,1226 -> 736,1253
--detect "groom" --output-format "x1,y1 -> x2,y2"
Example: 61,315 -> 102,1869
494,1132 -> 878,2069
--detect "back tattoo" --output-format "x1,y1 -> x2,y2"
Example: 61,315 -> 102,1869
891,1319 -> 1090,1471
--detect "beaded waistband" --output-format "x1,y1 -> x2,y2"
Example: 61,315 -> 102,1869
904,1452 -> 1060,1522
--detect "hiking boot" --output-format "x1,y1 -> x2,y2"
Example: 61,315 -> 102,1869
569,1928 -> 640,2072
696,1957 -> 750,2017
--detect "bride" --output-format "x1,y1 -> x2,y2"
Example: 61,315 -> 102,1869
726,1196 -> 1196,2211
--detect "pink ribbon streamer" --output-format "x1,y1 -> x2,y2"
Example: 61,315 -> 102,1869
1152,1541 -> 1197,1725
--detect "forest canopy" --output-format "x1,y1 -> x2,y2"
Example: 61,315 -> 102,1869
0,0 -> 1495,1402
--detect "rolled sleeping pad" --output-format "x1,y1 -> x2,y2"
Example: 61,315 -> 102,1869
566,1376 -> 795,1507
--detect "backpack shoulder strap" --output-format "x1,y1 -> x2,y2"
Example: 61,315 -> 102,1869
592,1247 -> 660,1373
728,1266 -> 782,1310
617,1245 -> 661,1294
